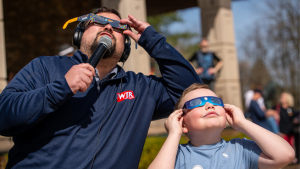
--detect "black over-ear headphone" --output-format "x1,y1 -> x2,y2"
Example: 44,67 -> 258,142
73,22 -> 131,63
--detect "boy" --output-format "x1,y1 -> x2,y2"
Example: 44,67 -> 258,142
148,83 -> 294,169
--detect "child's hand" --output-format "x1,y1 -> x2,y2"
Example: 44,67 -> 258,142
164,109 -> 184,136
224,104 -> 246,131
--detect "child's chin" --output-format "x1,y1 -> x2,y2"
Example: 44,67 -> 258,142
205,121 -> 226,129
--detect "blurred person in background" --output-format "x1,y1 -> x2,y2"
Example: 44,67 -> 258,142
249,89 -> 279,134
58,43 -> 77,57
189,38 -> 223,90
249,89 -> 270,131
292,112 -> 300,164
244,85 -> 265,118
272,92 -> 299,164
273,93 -> 297,144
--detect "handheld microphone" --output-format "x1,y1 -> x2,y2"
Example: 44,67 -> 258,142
88,36 -> 112,68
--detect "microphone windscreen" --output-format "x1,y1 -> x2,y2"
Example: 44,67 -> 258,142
99,36 -> 112,49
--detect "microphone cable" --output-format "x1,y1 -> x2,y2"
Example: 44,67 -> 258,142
90,62 -> 125,169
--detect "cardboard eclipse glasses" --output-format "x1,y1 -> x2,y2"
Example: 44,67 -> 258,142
63,13 -> 128,32
182,96 -> 224,115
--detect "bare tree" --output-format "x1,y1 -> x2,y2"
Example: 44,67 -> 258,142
239,23 -> 272,92
239,0 -> 300,108
265,0 -> 300,108
239,60 -> 252,94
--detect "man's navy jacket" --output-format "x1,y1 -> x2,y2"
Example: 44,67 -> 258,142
0,26 -> 200,169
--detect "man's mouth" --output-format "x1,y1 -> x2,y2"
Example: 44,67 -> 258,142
203,111 -> 218,118
100,32 -> 113,39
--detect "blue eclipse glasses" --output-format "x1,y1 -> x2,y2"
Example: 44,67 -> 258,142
182,96 -> 224,115
63,13 -> 128,32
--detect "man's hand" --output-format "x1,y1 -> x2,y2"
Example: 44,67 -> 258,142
196,67 -> 204,74
224,104 -> 246,131
65,63 -> 95,94
164,109 -> 184,136
207,67 -> 216,75
120,15 -> 150,42
265,109 -> 274,117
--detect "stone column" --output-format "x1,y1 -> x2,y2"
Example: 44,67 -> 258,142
0,0 -> 7,93
101,0 -> 150,75
198,0 -> 242,108
0,0 -> 13,153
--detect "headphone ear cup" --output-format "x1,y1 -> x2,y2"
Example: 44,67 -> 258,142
119,35 -> 131,62
121,43 -> 130,62
73,27 -> 84,49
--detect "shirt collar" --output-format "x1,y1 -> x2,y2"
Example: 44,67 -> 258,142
95,66 -> 118,83
70,50 -> 125,80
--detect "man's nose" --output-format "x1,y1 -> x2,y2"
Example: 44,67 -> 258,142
103,23 -> 113,32
205,103 -> 215,110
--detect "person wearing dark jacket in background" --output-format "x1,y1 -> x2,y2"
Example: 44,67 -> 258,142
275,93 -> 297,144
272,92 -> 299,164
293,113 -> 300,164
249,89 -> 272,131
0,7 -> 200,169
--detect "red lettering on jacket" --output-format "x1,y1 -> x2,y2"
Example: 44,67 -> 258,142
117,90 -> 135,102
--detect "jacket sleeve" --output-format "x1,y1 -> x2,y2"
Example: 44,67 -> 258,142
138,26 -> 201,120
250,101 -> 266,120
0,58 -> 74,136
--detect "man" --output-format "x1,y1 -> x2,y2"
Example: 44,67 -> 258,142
0,7 -> 200,169
249,89 -> 272,131
245,85 -> 279,134
244,85 -> 265,119
189,38 -> 223,90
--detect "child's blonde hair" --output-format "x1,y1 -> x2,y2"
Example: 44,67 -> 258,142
175,83 -> 210,110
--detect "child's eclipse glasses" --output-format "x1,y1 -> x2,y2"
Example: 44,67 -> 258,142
63,13 -> 128,33
182,96 -> 224,115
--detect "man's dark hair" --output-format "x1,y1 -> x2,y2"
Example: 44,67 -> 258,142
93,7 -> 121,18
254,89 -> 262,95
81,7 -> 121,29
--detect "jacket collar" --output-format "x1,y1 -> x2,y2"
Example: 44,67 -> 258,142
114,64 -> 127,80
70,50 -> 88,64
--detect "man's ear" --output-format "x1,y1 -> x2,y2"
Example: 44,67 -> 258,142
182,121 -> 189,133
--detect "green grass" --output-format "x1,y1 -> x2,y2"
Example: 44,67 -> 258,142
0,153 -> 8,169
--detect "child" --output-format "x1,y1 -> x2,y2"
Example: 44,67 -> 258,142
148,83 -> 294,169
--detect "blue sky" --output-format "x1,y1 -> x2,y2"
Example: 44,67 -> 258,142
168,0 -> 268,60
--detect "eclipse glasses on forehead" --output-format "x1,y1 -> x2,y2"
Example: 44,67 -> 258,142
182,96 -> 224,115
63,13 -> 128,31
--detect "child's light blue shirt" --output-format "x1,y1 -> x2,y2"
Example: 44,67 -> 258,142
175,138 -> 262,169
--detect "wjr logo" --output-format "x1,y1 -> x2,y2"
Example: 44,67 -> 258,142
117,90 -> 135,102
